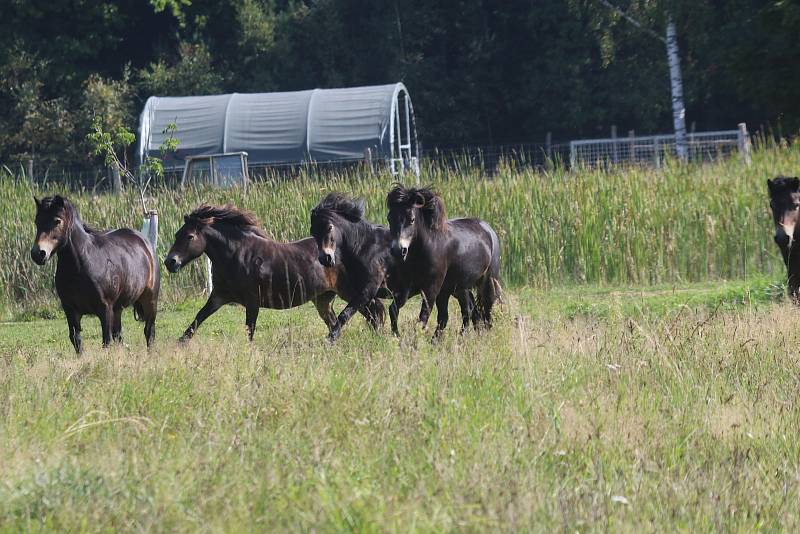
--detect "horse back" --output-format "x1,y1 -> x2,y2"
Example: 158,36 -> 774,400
231,235 -> 335,307
55,227 -> 158,313
441,218 -> 497,282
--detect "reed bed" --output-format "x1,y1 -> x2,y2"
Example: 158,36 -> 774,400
1,142 -> 796,317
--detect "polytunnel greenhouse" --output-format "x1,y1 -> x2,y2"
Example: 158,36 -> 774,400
137,83 -> 418,175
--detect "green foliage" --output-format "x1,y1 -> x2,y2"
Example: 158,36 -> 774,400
82,68 -> 135,139
138,42 -> 223,97
2,0 -> 799,170
0,47 -> 78,165
149,0 -> 193,26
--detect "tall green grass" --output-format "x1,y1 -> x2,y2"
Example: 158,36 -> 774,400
1,142 -> 796,317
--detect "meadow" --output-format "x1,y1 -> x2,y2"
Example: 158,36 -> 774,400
2,144 -> 800,531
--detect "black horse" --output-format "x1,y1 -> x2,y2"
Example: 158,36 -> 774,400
164,204 -> 384,341
30,195 -> 160,352
310,193 -> 404,341
386,184 -> 501,337
767,176 -> 800,298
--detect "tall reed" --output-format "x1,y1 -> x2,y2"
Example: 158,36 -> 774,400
1,142 -> 795,316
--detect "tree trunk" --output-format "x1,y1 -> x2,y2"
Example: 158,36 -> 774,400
666,18 -> 687,161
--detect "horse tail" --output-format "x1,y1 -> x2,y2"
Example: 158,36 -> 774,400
491,277 -> 504,305
475,220 -> 502,327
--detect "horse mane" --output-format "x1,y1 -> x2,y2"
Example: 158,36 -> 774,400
311,193 -> 365,223
768,176 -> 800,195
187,204 -> 268,238
387,184 -> 447,232
38,195 -> 101,234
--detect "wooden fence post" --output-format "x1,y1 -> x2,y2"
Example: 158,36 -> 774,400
628,130 -> 635,163
112,162 -> 122,192
545,131 -> 552,162
653,137 -> 660,168
738,122 -> 752,166
363,147 -> 374,175
611,125 -> 619,164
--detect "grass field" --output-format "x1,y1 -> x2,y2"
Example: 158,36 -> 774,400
3,145 -> 800,530
3,279 -> 800,531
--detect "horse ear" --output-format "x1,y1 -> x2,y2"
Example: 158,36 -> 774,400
413,192 -> 425,208
767,179 -> 774,191
356,197 -> 366,215
791,177 -> 800,190
33,195 -> 40,208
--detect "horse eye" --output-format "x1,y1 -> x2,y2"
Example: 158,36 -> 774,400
54,218 -> 62,225
188,234 -> 196,240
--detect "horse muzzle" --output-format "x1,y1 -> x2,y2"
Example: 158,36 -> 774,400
318,252 -> 335,267
30,245 -> 49,265
391,242 -> 409,261
164,256 -> 182,273
775,231 -> 791,249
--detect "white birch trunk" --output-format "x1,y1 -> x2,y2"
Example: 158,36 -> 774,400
666,18 -> 687,161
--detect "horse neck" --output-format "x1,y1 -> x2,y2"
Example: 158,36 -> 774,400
56,216 -> 92,269
341,219 -> 371,254
203,223 -> 268,264
201,225 -> 237,265
411,222 -> 440,256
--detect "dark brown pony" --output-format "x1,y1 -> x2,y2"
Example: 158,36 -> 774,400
767,176 -> 800,298
386,185 -> 501,337
310,193 -> 401,341
30,195 -> 160,352
164,204 -> 384,341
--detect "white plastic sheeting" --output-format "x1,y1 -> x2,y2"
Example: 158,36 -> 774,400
138,83 -> 415,168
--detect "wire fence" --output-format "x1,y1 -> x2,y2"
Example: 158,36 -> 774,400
2,126 -> 750,189
569,129 -> 744,168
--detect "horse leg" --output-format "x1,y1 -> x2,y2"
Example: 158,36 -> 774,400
99,304 -> 114,348
418,280 -> 444,330
328,304 -> 361,342
329,289 -> 378,342
432,291 -> 451,340
469,291 -> 482,330
359,298 -> 385,331
456,290 -> 473,335
313,293 -> 338,333
245,303 -> 260,342
479,277 -> 498,329
389,290 -> 409,337
136,289 -> 158,350
180,292 -> 224,342
64,307 -> 83,354
112,306 -> 123,344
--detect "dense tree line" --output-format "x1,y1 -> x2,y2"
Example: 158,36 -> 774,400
1,0 -> 798,169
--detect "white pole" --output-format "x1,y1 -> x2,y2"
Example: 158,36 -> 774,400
140,211 -> 158,250
737,122 -> 752,166
666,17 -> 687,161
206,256 -> 213,295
